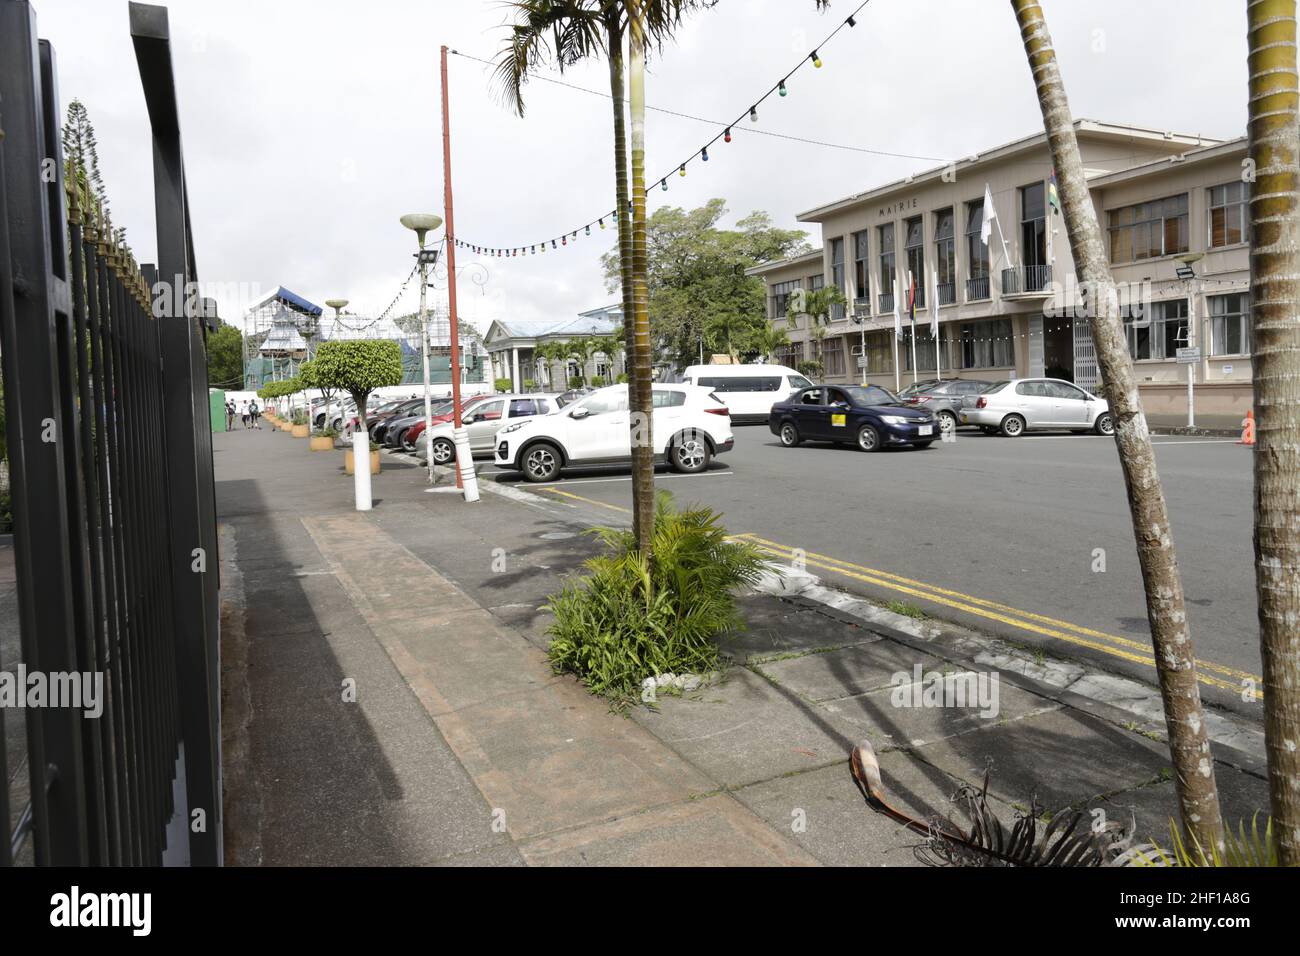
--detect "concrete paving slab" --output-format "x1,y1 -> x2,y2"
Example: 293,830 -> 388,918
629,667 -> 863,788
756,642 -> 947,702
516,793 -> 817,866
718,594 -> 881,664
1086,766 -> 1272,847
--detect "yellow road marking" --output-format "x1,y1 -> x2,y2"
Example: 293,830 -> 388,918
736,533 -> 1259,697
533,486 -> 1259,697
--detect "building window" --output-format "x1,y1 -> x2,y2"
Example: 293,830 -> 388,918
808,273 -> 824,292
904,216 -> 925,308
1021,182 -> 1047,269
830,237 -> 846,320
1209,182 -> 1247,248
903,327 -> 951,372
934,207 -> 955,305
959,318 -> 1014,369
853,230 -> 870,303
878,223 -> 896,301
1108,194 -> 1189,263
865,330 -> 894,374
822,337 -> 846,377
1208,293 -> 1250,356
965,199 -> 990,300
1125,298 -> 1189,361
770,278 -> 801,321
775,342 -> 803,368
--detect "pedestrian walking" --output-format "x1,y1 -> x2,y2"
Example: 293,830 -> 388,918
225,400 -> 235,431
240,400 -> 250,429
249,399 -> 261,430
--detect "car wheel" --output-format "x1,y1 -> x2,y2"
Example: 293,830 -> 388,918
937,411 -> 957,434
779,421 -> 801,447
1094,412 -> 1115,436
430,437 -> 456,465
400,430 -> 417,452
857,424 -> 881,452
670,432 -> 711,473
521,442 -> 561,482
1000,414 -> 1026,437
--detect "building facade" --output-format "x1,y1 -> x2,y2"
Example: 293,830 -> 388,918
750,120 -> 1250,426
483,304 -> 626,392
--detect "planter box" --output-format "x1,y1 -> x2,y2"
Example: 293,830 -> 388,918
278,420 -> 293,432
344,449 -> 380,475
309,436 -> 335,452
291,424 -> 309,438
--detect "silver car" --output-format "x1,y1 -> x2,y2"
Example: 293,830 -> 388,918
959,378 -> 1113,437
418,393 -> 561,463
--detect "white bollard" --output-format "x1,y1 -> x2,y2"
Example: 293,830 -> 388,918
353,428 -> 372,511
453,426 -> 480,503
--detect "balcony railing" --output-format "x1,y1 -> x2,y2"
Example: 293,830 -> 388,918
966,275 -> 991,301
878,291 -> 894,314
936,281 -> 956,306
1001,264 -> 1053,295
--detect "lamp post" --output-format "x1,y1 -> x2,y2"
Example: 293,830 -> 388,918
1175,253 -> 1204,429
322,298 -> 348,425
400,214 -> 442,484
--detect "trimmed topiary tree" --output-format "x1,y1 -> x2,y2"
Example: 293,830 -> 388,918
313,339 -> 403,434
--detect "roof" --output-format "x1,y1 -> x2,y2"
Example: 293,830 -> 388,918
258,307 -> 309,354
1085,136 -> 1248,189
486,310 -> 623,342
796,119 -> 1218,222
245,286 -> 324,317
746,248 -> 824,278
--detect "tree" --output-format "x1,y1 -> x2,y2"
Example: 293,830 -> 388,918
744,323 -> 789,364
497,0 -> 722,556
800,285 -> 848,373
1010,0 -> 1224,855
62,99 -> 108,215
206,323 -> 245,390
591,334 -> 624,380
313,339 -> 403,434
1246,0 -> 1300,866
533,340 -> 565,389
600,200 -> 809,369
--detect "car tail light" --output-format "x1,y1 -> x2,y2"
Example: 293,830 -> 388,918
705,406 -> 729,416
976,397 -> 987,409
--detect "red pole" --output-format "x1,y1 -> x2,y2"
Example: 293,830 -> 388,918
440,44 -> 463,487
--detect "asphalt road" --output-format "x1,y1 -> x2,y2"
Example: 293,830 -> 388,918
479,424 -> 1261,719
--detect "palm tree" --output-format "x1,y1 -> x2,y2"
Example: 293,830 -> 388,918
746,323 -> 789,364
1010,0 -> 1224,856
533,339 -> 564,390
1246,0 -> 1300,866
590,333 -> 624,383
801,285 -> 847,372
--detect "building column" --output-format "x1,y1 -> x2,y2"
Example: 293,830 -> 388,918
512,347 -> 521,392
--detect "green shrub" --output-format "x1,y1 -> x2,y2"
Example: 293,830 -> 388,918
1119,815 -> 1277,867
590,375 -> 607,388
494,377 -> 513,393
568,376 -> 585,389
616,373 -> 629,384
313,425 -> 338,439
291,409 -> 307,426
544,494 -> 766,704
523,378 -> 536,392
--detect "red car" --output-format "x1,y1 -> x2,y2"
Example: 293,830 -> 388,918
401,395 -> 493,451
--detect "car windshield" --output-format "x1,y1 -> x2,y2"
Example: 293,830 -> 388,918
981,380 -> 1011,393
843,385 -> 901,407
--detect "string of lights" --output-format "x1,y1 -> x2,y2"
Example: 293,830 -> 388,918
449,0 -> 873,259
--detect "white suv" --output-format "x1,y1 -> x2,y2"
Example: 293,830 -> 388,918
493,383 -> 734,482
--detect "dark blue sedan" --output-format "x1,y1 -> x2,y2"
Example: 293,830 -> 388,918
768,384 -> 939,452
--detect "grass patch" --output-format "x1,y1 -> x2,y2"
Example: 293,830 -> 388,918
886,599 -> 928,620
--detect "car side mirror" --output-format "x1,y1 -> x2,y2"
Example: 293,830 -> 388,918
570,406 -> 591,420
462,414 -> 476,424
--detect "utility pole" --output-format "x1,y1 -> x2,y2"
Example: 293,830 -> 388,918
442,44 -> 478,501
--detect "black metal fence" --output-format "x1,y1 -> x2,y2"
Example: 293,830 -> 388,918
0,0 -> 221,866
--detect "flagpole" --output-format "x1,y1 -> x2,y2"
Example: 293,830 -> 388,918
908,271 -> 918,386
932,270 -> 941,381
891,279 -> 901,392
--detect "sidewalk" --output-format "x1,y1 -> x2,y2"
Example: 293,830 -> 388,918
215,425 -> 1270,866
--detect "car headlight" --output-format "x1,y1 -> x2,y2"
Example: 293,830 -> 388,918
500,421 -> 530,435
880,415 -> 910,425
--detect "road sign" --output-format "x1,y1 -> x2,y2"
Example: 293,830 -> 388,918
857,356 -> 868,369
1176,347 -> 1201,364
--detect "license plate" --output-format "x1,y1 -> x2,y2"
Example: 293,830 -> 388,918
918,424 -> 933,436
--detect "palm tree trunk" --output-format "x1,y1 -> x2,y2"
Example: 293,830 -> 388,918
606,12 -> 650,547
1011,0 -> 1225,854
1247,0 -> 1300,866
626,1 -> 655,555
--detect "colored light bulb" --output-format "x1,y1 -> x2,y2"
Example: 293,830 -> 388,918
779,80 -> 787,97
661,178 -> 668,191
750,106 -> 758,123
679,164 -> 686,177
701,147 -> 709,161
724,127 -> 732,143
585,225 -> 591,236
599,218 -> 605,229
811,51 -> 822,67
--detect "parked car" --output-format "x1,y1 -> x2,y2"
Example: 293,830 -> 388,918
679,364 -> 814,423
902,379 -> 991,435
400,395 -> 499,451
418,393 -> 560,463
895,379 -> 943,400
958,377 -> 1113,437
554,386 -> 596,407
382,399 -> 458,449
494,383 -> 733,482
369,399 -> 426,442
769,383 -> 938,452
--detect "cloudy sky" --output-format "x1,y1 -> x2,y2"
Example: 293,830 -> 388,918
35,0 -> 1246,336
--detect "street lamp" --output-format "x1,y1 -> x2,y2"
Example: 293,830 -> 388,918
1174,253 -> 1204,428
400,213 -> 442,484
320,298 -> 348,425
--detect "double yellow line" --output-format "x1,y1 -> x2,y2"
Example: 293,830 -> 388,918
539,486 -> 1261,698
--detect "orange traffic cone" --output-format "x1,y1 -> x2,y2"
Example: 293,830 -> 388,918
1238,408 -> 1256,446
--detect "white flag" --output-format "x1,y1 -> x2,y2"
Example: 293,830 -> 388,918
893,280 -> 902,340
930,269 -> 939,338
981,183 -> 996,245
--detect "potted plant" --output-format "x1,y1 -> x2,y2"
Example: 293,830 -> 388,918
344,439 -> 381,475
309,425 -> 337,452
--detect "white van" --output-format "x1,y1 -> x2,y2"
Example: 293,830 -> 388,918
680,364 -> 813,423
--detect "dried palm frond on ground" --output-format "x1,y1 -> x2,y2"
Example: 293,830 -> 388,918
850,739 -> 1135,867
